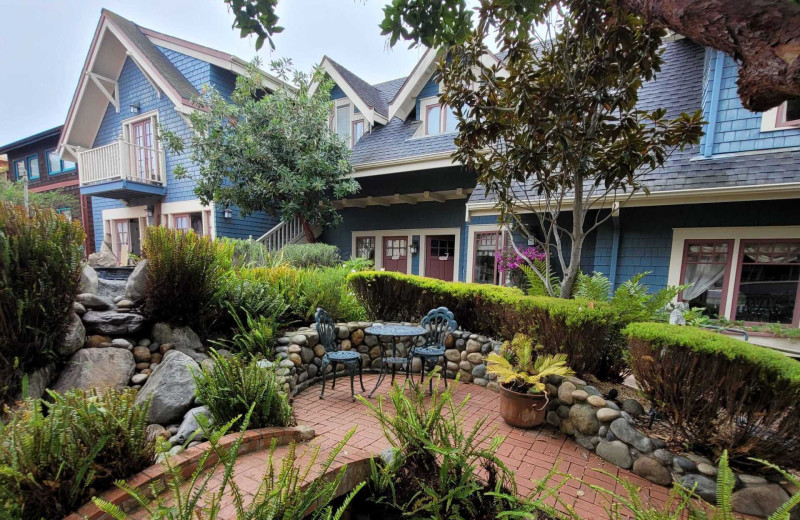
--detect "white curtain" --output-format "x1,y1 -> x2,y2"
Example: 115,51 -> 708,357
682,262 -> 726,301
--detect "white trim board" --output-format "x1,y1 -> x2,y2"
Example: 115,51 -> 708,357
667,226 -> 800,319
464,223 -> 503,284
351,227 -> 462,281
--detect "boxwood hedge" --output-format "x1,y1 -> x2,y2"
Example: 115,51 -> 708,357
348,271 -> 628,380
626,322 -> 800,468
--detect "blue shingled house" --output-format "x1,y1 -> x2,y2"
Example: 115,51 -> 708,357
56,10 -> 800,327
318,38 -> 800,327
57,10 -> 289,265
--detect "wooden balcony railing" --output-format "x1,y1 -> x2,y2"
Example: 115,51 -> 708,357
77,136 -> 166,187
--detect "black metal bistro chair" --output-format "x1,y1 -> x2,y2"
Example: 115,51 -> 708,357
316,308 -> 364,401
411,307 -> 457,394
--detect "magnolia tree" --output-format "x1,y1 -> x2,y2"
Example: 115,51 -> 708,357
435,0 -> 704,297
160,60 -> 359,243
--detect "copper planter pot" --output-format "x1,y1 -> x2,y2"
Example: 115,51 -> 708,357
498,383 -> 549,428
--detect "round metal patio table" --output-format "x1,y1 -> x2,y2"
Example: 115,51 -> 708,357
364,325 -> 428,398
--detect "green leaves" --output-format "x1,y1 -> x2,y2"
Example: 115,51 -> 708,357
224,0 -> 283,50
159,59 -> 358,237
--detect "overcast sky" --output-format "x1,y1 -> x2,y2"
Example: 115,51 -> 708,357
0,0 -> 435,145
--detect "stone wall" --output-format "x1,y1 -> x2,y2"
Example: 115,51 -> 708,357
273,321 -> 502,396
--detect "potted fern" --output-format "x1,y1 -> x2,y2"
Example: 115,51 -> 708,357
486,334 -> 575,428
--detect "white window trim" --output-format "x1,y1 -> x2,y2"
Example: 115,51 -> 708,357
332,98 -> 369,148
465,224 -> 504,283
760,101 -> 800,133
351,227 -> 461,281
160,199 -> 216,239
122,109 -> 159,141
416,96 -> 458,138
102,206 -> 148,259
667,226 -> 800,319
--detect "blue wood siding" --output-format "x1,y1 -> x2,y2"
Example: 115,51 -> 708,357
702,51 -> 800,155
415,76 -> 439,120
330,84 -> 347,100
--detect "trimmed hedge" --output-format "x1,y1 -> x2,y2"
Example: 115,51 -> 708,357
348,271 -> 627,380
626,322 -> 800,468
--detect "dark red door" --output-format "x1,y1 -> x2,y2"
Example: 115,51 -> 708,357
383,236 -> 408,273
426,235 -> 455,281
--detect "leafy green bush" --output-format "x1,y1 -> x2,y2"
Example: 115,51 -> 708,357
143,227 -> 229,330
0,203 -> 85,405
0,388 -> 155,519
298,266 -> 365,321
626,322 -> 800,468
342,256 -> 374,272
194,351 -> 292,429
212,307 -> 280,359
95,411 -> 360,520
348,271 -> 627,379
281,243 -> 340,268
216,272 -> 288,334
577,271 -> 687,322
220,237 -> 284,268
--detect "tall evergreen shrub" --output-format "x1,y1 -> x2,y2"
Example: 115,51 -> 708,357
0,203 -> 84,405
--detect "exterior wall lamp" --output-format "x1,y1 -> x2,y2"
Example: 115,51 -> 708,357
223,207 -> 233,219
130,102 -> 141,114
409,238 -> 419,255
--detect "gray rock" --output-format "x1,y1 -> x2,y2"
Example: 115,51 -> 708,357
152,323 -> 203,352
547,411 -> 561,427
678,474 -> 717,503
88,250 -> 117,268
138,338 -> 152,347
633,457 -> 672,486
51,348 -> 135,393
113,295 -> 124,304
731,485 -> 791,517
558,381 -> 576,405
81,310 -> 146,335
651,438 -> 667,450
673,456 -> 698,473
653,449 -> 674,465
596,408 -> 621,422
596,440 -> 633,469
739,474 -> 769,487
25,364 -> 56,400
174,347 -> 208,364
564,376 -> 586,386
77,293 -> 113,310
609,418 -> 653,453
291,334 -> 308,346
697,463 -> 718,477
557,405 -> 571,419
113,338 -> 134,350
685,453 -> 714,466
605,401 -> 620,411
59,313 -> 85,357
117,299 -> 134,308
170,406 -> 211,445
466,339 -> 482,353
621,399 -> 646,417
575,433 -> 601,450
135,350 -> 200,425
583,385 -> 601,396
569,404 -> 600,435
73,302 -> 87,315
125,259 -> 148,301
300,347 -> 315,364
80,265 -> 99,294
598,425 -> 608,437
472,364 -> 487,378
131,373 -> 148,385
571,390 -> 589,402
473,377 -> 488,387
148,341 -> 161,354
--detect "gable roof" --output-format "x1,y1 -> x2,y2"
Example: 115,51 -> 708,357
319,56 -> 389,125
0,126 -> 62,155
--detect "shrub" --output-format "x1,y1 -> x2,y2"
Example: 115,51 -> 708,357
348,271 -> 627,379
298,266 -> 365,321
212,307 -> 280,359
577,271 -> 687,322
143,227 -> 228,329
216,272 -> 288,333
243,265 -> 306,320
281,243 -> 340,268
193,351 -> 292,429
342,256 -> 374,272
0,388 -> 155,519
625,322 -> 800,468
0,203 -> 84,405
220,237 -> 283,268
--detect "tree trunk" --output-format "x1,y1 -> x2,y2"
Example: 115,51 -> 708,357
620,0 -> 800,112
301,218 -> 317,244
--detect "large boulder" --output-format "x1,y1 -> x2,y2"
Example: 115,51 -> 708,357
135,350 -> 200,425
125,259 -> 148,302
87,250 -> 117,268
610,417 -> 654,453
59,313 -> 86,357
632,457 -> 672,486
596,440 -> 632,469
51,348 -> 135,393
152,323 -> 203,352
731,485 -> 792,518
80,265 -> 99,294
678,474 -> 717,503
569,403 -> 600,435
25,364 -> 56,400
82,310 -> 146,335
76,293 -> 113,311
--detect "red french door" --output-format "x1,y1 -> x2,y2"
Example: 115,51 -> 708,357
383,236 -> 408,273
131,119 -> 155,181
426,235 -> 455,281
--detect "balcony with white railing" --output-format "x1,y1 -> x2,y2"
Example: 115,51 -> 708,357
77,135 -> 167,199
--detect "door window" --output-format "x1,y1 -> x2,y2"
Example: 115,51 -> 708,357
173,214 -> 190,232
734,241 -> 800,324
130,119 -> 155,180
114,220 -> 130,263
356,236 -> 376,260
474,231 -> 502,284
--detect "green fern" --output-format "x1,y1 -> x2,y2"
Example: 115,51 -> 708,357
576,271 -> 612,301
519,260 -> 560,297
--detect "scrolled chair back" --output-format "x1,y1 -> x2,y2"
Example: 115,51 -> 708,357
315,308 -> 338,353
420,306 -> 457,348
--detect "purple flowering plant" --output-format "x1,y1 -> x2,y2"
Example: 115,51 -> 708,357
495,246 -> 547,273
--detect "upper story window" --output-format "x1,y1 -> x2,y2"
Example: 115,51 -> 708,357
336,105 -> 350,140
26,155 -> 40,180
352,120 -> 364,146
47,150 -> 77,176
13,159 -> 26,180
424,102 -> 459,136
777,99 -> 800,128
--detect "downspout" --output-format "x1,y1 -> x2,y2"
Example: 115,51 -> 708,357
702,50 -> 726,157
608,202 -> 621,293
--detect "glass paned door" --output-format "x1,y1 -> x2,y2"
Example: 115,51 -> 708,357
474,231 -> 502,284
131,119 -> 155,181
356,236 -> 376,261
383,236 -> 408,273
114,220 -> 130,265
680,240 -> 733,318
173,214 -> 190,232
734,241 -> 800,325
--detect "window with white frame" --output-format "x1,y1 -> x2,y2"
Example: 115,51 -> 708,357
761,98 -> 800,132
352,120 -> 364,146
424,102 -> 459,135
335,105 -> 350,140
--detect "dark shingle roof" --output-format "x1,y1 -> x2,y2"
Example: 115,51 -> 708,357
373,77 -> 407,105
325,57 -> 389,117
104,10 -> 199,103
350,116 -> 457,165
468,38 -> 800,203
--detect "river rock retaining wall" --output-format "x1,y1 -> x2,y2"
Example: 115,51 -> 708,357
274,322 -> 502,396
